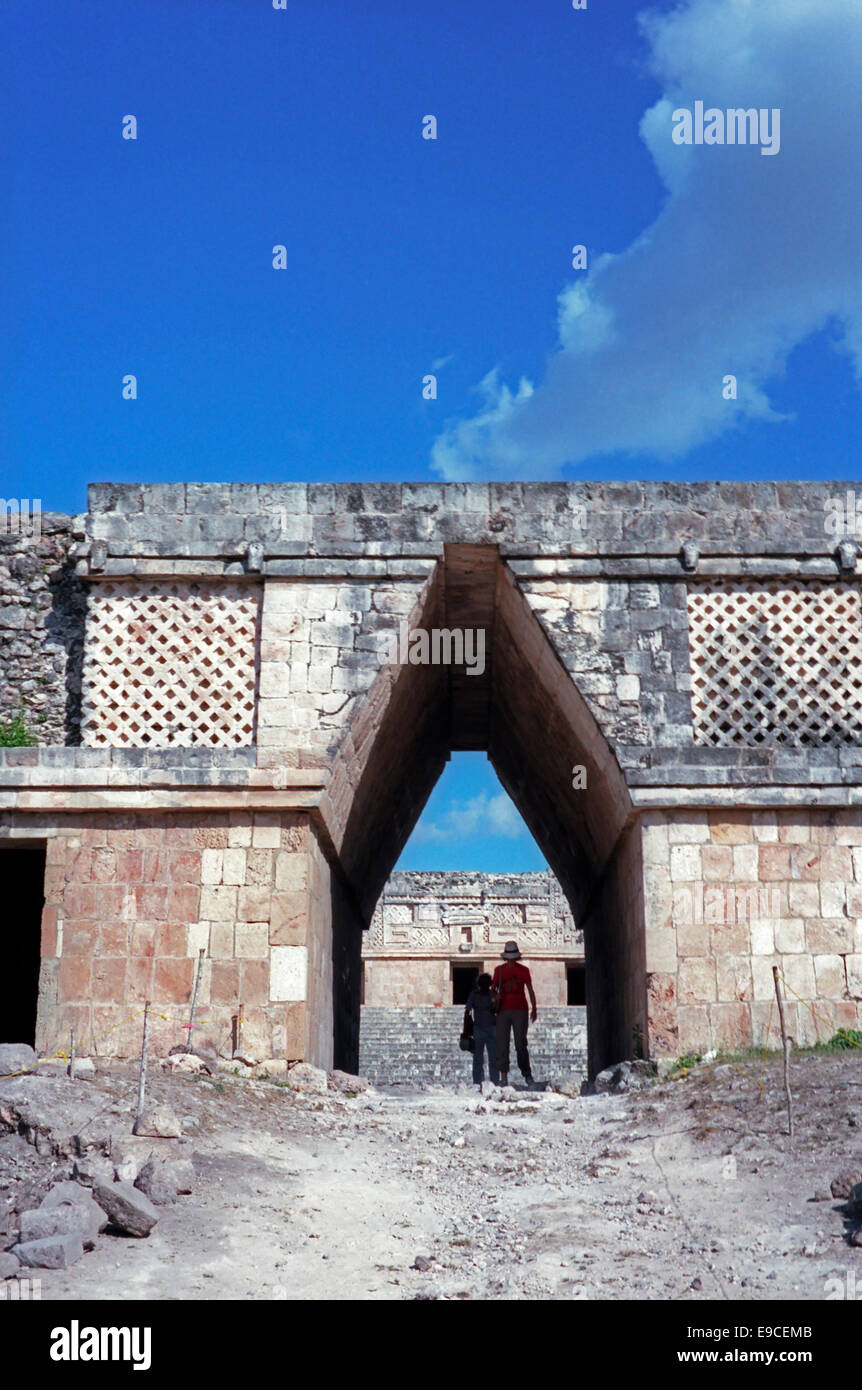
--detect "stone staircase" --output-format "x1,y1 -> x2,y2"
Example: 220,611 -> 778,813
359,1005 -> 588,1087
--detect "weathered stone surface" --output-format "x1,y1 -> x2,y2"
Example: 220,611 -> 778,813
160,1053 -> 211,1075
68,1057 -> 96,1081
0,1251 -> 21,1278
134,1159 -> 178,1206
92,1180 -> 159,1237
0,1045 -> 38,1077
327,1070 -> 371,1094
830,1168 -> 862,1199
133,1105 -> 182,1139
20,1200 -> 103,1249
13,1235 -> 84,1269
593,1060 -> 657,1095
287,1062 -> 328,1093
849,1181 -> 862,1214
72,1155 -> 116,1188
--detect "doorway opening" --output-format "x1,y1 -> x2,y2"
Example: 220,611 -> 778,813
451,965 -> 479,1005
0,844 -> 46,1046
567,964 -> 586,1006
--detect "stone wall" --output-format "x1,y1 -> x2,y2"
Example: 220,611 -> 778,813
643,809 -> 862,1056
0,513 -> 85,744
29,807 -> 334,1068
3,481 -> 862,1075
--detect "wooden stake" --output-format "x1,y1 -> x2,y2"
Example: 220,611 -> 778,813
69,1028 -> 75,1081
772,966 -> 794,1137
132,1001 -> 151,1135
187,949 -> 205,1052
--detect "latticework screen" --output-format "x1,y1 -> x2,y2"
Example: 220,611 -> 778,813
687,580 -> 862,746
81,580 -> 260,747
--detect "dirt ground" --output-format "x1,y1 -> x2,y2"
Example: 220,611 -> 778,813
2,1052 -> 860,1301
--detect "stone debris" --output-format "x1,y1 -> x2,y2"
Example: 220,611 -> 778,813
164,1158 -> 196,1195
0,1251 -> 21,1278
39,1182 -> 109,1242
13,1234 -> 84,1269
849,1182 -> 862,1215
328,1070 -> 371,1094
592,1060 -> 657,1095
830,1168 -> 862,1199
72,1155 -> 115,1189
92,1179 -> 159,1238
133,1105 -> 183,1139
0,1045 -> 38,1078
287,1062 -> 328,1094
160,1053 -> 211,1076
20,1202 -> 102,1250
411,1255 -> 433,1271
134,1159 -> 178,1207
67,1057 -> 96,1081
553,1074 -> 583,1099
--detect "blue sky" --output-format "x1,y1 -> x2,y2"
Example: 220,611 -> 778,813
3,0 -> 860,868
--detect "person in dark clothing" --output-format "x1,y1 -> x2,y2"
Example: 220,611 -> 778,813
492,941 -> 537,1086
465,973 -> 499,1086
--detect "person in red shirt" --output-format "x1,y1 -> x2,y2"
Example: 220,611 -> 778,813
492,941 -> 537,1087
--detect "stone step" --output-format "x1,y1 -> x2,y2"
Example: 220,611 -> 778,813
359,1005 -> 587,1086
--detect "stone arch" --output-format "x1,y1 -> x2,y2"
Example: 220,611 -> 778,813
318,545 -> 645,1077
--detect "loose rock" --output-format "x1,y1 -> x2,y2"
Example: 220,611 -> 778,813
20,1202 -> 102,1250
830,1168 -> 862,1199
287,1062 -> 328,1094
0,1252 -> 21,1278
133,1105 -> 182,1139
92,1180 -> 159,1237
0,1044 -> 38,1078
135,1159 -> 178,1207
67,1057 -> 96,1081
13,1235 -> 84,1269
73,1155 -> 116,1188
328,1070 -> 371,1094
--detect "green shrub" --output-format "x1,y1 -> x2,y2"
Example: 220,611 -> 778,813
0,704 -> 38,746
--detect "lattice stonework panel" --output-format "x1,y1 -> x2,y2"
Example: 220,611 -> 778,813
81,581 -> 260,747
687,580 -> 862,746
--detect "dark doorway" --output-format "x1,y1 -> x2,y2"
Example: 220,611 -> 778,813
1,846 -> 46,1045
567,964 -> 586,1006
452,965 -> 479,1005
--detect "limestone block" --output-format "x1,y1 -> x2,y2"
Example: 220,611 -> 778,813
677,957 -> 716,1004
750,919 -> 775,955
716,955 -> 752,1003
668,814 -> 709,844
820,881 -> 846,918
701,845 -> 732,880
814,955 -> 846,999
670,845 -> 701,882
270,946 -> 308,1002
788,881 -> 820,918
732,844 -> 759,880
773,917 -> 805,954
199,886 -> 237,922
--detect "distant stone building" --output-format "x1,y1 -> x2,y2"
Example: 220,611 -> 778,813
362,870 -> 585,1007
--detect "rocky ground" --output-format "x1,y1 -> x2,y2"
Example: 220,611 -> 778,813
1,1051 -> 860,1301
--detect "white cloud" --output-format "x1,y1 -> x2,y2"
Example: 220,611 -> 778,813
431,0 -> 862,478
415,791 -> 525,843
